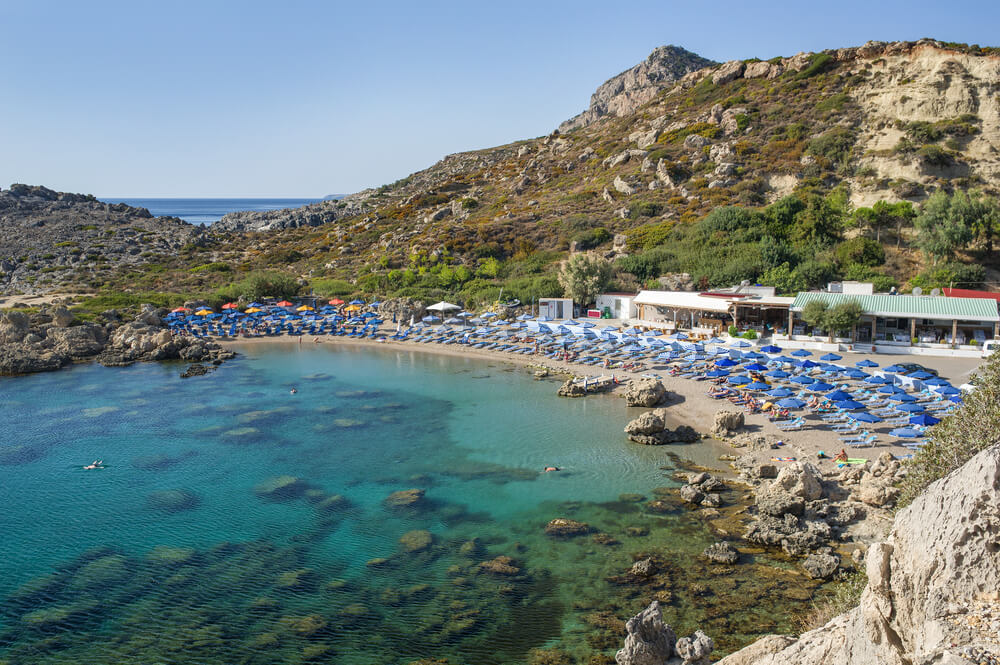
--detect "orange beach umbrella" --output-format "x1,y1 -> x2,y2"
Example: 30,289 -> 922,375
276,300 -> 294,307
171,307 -> 191,313
296,305 -> 315,311
195,309 -> 212,316
329,299 -> 345,305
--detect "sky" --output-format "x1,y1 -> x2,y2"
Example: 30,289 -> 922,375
2,0 -> 998,197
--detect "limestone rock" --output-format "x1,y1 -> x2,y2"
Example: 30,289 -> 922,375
675,630 -> 715,665
625,409 -> 699,445
712,60 -> 746,85
478,555 -> 521,576
557,379 -> 586,398
802,552 -> 840,579
755,485 -> 805,517
679,484 -> 705,505
684,134 -> 709,150
254,476 -> 307,501
613,176 -> 637,195
629,557 -> 657,578
623,377 -> 669,407
703,541 -> 740,565
615,601 -> 677,665
560,46 -> 717,132
399,530 -> 433,553
744,60 -> 783,79
384,488 -> 425,508
774,462 -> 824,500
710,410 -> 745,438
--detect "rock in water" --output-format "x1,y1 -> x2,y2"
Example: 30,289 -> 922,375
801,552 -> 840,579
544,518 -> 592,537
383,488 -> 425,508
615,600 -> 676,665
623,377 -> 669,407
557,379 -> 587,397
703,542 -> 740,565
675,630 -> 715,665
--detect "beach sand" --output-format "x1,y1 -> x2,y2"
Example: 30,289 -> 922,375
220,334 -> 988,475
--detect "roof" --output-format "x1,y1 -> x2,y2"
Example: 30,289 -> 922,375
944,288 -> 1000,302
791,292 -> 999,322
735,296 -> 795,307
634,290 -> 733,313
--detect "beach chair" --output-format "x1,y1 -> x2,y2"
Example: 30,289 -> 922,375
775,418 -> 805,431
845,434 -> 878,448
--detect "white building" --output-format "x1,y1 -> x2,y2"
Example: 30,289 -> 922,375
538,297 -> 573,320
595,293 -> 637,320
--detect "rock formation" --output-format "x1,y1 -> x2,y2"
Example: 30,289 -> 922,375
625,408 -> 699,444
623,377 -> 670,407
560,46 -> 717,132
710,410 -> 745,438
615,601 -> 714,665
720,443 -> 1000,665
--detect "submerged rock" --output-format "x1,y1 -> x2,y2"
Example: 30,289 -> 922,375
478,555 -> 521,576
801,552 -> 840,580
399,530 -> 433,553
384,488 -> 425,508
544,518 -> 592,537
146,489 -> 200,513
254,475 -> 307,501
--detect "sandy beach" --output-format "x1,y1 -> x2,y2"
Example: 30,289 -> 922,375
220,333 -> 989,474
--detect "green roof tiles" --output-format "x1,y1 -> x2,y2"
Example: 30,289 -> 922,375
790,292 -> 999,322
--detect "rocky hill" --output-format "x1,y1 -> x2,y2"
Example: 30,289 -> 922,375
558,45 -> 717,132
4,39 -> 1000,301
0,184 -> 202,294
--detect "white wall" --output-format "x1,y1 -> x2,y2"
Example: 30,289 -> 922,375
595,295 -> 636,319
539,298 -> 573,319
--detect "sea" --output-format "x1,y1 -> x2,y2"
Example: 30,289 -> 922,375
100,198 -> 327,225
0,345 -> 819,664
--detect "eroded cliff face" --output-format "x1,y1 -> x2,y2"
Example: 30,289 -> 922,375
849,44 -> 1000,206
717,443 -> 1000,665
558,45 -> 717,133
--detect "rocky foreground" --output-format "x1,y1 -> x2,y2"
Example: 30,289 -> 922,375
0,304 -> 234,375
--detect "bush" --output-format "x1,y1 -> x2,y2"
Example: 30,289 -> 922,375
742,329 -> 758,340
460,197 -> 478,210
616,247 -> 676,282
917,144 -> 952,166
806,127 -> 856,166
571,227 -> 612,250
835,237 -> 885,267
188,262 -> 232,273
909,262 -> 986,290
728,325 -> 739,337
309,278 -> 355,297
629,201 -> 664,218
217,271 -> 301,302
795,53 -> 834,79
898,353 -> 1000,506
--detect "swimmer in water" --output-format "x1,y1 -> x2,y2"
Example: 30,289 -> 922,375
290,388 -> 298,394
543,466 -> 560,472
83,459 -> 105,470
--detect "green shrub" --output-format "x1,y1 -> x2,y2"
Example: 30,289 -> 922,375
728,325 -> 739,337
309,278 -> 355,297
806,127 -> 856,166
616,247 -> 676,281
54,241 -> 78,248
217,271 -> 301,301
188,262 -> 231,273
908,262 -> 986,290
460,197 -> 478,210
626,221 -> 675,251
796,53 -> 834,79
571,227 -> 612,250
815,93 -> 849,113
742,329 -> 758,340
629,201 -> 664,218
917,144 -> 952,166
898,352 -> 1000,506
834,237 -> 885,267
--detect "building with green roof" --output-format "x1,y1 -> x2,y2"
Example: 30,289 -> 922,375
788,292 -> 999,346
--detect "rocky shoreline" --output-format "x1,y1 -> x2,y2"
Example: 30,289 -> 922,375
0,303 -> 234,376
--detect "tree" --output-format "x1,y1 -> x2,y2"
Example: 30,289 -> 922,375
801,299 -> 829,336
914,191 -> 974,264
964,192 -> 1000,258
791,194 -> 843,246
824,301 -> 864,343
557,254 -> 612,305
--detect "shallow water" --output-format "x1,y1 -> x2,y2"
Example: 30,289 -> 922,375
0,345 -> 819,664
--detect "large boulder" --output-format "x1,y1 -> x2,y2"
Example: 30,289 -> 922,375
625,409 -> 667,436
725,443 -> 1000,664
710,410 -> 745,438
615,601 -> 676,665
624,377 -> 669,407
802,552 -> 840,580
557,379 -> 586,398
625,409 -> 699,445
545,518 -> 592,537
703,541 -> 740,565
712,60 -> 746,85
675,630 -> 715,665
773,462 -> 824,500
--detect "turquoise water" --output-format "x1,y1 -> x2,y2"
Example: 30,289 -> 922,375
0,345 -> 818,663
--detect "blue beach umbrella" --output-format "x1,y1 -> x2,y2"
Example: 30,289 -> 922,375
791,349 -> 812,357
909,413 -> 940,426
765,369 -> 790,379
730,340 -> 752,348
896,403 -> 925,413
883,364 -> 905,373
844,370 -> 869,380
579,321 -> 596,328
743,363 -> 768,372
704,337 -> 726,345
747,381 -> 771,391
705,369 -> 731,377
715,358 -> 739,367
949,395 -> 964,403
776,397 -> 806,409
790,375 -> 815,385
807,382 -> 835,392
562,319 -> 581,326
826,390 -> 854,401
766,387 -> 794,398
820,353 -> 842,361
517,314 -> 534,320
908,371 -> 935,380
741,351 -> 766,360
349,299 -> 365,305
728,375 -> 751,385
865,375 -> 890,385
773,355 -> 798,364
890,427 -> 922,438
795,359 -> 820,369
834,400 -> 866,410
848,411 -> 882,423
923,377 -> 949,386
760,345 -> 782,353
877,384 -> 905,394
936,386 -> 961,395
856,359 -> 879,368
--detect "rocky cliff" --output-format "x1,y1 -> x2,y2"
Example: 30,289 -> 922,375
0,184 -> 201,294
717,442 -> 1000,665
559,45 -> 717,133
212,189 -> 374,232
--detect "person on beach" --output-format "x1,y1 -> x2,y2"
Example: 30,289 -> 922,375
833,449 -> 849,463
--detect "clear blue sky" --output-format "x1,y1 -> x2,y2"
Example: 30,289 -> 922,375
2,0 -> 996,197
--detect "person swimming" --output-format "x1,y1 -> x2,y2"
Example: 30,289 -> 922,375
83,459 -> 104,470
543,466 -> 560,472
290,388 -> 298,394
